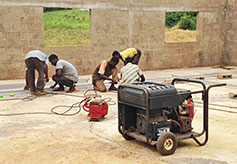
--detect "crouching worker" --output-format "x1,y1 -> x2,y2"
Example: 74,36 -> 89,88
25,50 -> 49,96
113,48 -> 142,65
120,57 -> 145,85
92,57 -> 119,92
49,54 -> 78,93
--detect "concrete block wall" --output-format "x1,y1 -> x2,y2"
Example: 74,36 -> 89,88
0,0 -> 236,80
226,0 -> 237,65
0,6 -> 44,79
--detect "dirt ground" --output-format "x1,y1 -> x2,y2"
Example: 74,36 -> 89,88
0,67 -> 236,164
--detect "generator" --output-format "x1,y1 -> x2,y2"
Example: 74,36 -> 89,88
83,98 -> 108,121
118,78 -> 225,155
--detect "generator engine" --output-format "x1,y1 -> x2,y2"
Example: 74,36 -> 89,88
118,82 -> 195,141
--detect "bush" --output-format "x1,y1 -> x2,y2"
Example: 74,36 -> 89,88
178,15 -> 196,30
165,12 -> 185,28
166,12 -> 197,28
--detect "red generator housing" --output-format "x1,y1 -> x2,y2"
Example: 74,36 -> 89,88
83,100 -> 108,121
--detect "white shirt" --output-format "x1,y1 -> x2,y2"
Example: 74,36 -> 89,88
56,60 -> 78,82
25,50 -> 49,65
120,62 -> 143,85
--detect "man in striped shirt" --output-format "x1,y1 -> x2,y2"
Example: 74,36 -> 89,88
120,58 -> 145,85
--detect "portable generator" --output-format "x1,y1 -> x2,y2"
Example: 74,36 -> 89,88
118,78 -> 225,155
83,98 -> 108,121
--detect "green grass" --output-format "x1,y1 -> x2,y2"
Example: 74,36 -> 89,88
44,9 -> 90,46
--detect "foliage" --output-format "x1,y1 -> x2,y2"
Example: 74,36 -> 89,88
178,15 -> 196,30
43,9 -> 90,46
165,12 -> 197,30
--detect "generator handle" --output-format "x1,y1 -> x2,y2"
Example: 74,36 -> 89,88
171,78 -> 206,90
207,83 -> 226,91
192,82 -> 226,146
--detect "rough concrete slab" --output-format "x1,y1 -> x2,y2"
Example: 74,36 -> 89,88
0,67 -> 236,164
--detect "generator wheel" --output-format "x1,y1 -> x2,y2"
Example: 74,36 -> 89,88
122,134 -> 135,140
156,132 -> 177,155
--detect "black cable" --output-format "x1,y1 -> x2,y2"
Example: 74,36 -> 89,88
0,95 -> 37,101
0,89 -> 115,117
50,98 -> 86,116
0,112 -> 53,116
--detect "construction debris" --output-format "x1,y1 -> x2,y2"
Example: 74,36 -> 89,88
229,92 -> 237,99
217,74 -> 232,79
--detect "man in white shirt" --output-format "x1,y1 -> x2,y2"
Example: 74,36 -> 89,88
49,54 -> 78,93
120,57 -> 145,85
25,50 -> 49,95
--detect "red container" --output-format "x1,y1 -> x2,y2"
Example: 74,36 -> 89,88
83,101 -> 108,120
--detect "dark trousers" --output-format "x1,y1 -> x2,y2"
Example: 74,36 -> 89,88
52,75 -> 74,88
25,58 -> 45,92
132,49 -> 141,65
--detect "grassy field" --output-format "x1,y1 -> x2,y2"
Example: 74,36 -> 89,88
44,9 -> 90,46
44,9 -> 196,46
165,26 -> 196,42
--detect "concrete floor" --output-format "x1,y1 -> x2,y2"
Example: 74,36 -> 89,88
0,66 -> 236,164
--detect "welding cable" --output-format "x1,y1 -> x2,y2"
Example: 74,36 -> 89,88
47,92 -> 85,98
50,98 -> 87,116
101,97 -> 116,105
0,95 -> 37,101
0,112 -> 53,116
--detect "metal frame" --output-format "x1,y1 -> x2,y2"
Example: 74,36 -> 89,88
118,78 -> 226,146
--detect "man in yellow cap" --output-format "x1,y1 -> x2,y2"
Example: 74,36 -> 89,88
112,48 -> 141,65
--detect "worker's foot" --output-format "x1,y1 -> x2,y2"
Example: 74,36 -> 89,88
66,85 -> 76,93
108,86 -> 117,91
24,85 -> 29,90
30,91 -> 36,95
37,91 -> 47,96
53,87 -> 64,91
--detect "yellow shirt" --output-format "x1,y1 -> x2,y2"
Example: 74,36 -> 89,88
120,48 -> 138,61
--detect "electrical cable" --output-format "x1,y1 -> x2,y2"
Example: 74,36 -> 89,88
0,95 -> 37,101
50,98 -> 87,116
0,89 -> 116,117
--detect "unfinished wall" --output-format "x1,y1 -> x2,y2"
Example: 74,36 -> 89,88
226,0 -> 237,65
0,0 -> 235,80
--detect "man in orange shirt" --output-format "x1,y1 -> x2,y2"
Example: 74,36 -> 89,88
92,57 -> 119,92
112,48 -> 141,65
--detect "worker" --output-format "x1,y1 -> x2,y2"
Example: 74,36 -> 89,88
24,50 -> 49,95
24,64 -> 48,90
92,57 -> 119,92
113,48 -> 142,65
120,57 -> 145,85
49,54 -> 78,93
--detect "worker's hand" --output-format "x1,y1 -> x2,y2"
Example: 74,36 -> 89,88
45,76 -> 49,82
111,79 -> 117,84
50,85 -> 55,89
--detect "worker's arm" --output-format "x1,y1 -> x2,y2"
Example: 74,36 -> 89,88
44,64 -> 49,82
99,74 -> 117,84
56,68 -> 62,77
140,74 -> 145,82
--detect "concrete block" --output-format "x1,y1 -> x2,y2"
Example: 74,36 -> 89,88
229,92 -> 237,99
5,32 -> 21,40
217,74 -> 232,79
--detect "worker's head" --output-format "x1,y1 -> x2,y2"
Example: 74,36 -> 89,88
112,51 -> 121,59
109,57 -> 119,68
125,57 -> 133,65
49,54 -> 59,66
